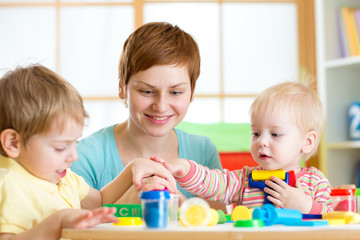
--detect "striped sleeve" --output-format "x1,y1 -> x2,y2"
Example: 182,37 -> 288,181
299,167 -> 333,214
176,160 -> 252,205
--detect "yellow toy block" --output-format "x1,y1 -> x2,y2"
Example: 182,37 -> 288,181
251,170 -> 286,181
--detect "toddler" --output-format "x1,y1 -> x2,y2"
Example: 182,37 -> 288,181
147,81 -> 332,214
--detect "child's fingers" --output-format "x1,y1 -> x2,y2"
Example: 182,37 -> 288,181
295,179 -> 303,190
266,195 -> 283,208
91,207 -> 118,223
162,161 -> 172,171
269,176 -> 288,188
150,156 -> 164,163
265,180 -> 282,193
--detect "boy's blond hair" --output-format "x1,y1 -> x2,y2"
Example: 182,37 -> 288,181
0,64 -> 88,156
249,81 -> 324,160
118,22 -> 200,104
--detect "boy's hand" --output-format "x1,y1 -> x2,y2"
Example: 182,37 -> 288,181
0,207 -> 119,240
61,207 -> 118,229
150,156 -> 190,179
264,177 -> 312,213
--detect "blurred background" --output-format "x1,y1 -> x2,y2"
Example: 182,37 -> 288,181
0,0 -> 303,137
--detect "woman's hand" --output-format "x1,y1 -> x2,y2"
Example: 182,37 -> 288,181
130,158 -> 177,193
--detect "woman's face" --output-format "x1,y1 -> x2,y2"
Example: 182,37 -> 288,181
123,64 -> 193,137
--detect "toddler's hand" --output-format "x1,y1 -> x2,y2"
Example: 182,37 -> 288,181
264,177 -> 312,213
150,156 -> 189,179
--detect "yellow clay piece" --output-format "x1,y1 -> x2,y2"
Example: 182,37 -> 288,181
322,211 -> 360,224
184,205 -> 209,226
251,170 -> 286,181
231,205 -> 253,221
207,209 -> 220,226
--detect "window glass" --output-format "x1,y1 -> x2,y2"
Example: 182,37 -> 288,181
83,101 -> 128,137
144,3 -> 220,94
0,7 -> 56,75
224,97 -> 254,123
223,3 -> 298,94
184,98 -> 221,123
60,6 -> 133,96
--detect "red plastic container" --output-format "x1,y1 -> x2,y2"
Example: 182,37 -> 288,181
330,188 -> 356,212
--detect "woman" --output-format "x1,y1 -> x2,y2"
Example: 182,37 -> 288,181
71,22 -> 223,205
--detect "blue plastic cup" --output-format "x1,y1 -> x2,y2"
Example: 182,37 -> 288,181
140,190 -> 170,228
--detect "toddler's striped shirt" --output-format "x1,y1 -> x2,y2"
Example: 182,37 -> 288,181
176,160 -> 332,214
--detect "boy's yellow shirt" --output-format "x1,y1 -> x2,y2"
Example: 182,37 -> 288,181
0,155 -> 89,234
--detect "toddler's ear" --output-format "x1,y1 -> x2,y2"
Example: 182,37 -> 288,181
301,130 -> 317,154
0,129 -> 21,158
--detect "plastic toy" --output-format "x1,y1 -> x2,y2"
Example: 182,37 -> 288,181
225,214 -> 232,222
322,211 -> 360,224
113,217 -> 142,226
284,220 -> 328,226
251,170 -> 286,181
249,170 -> 296,204
327,218 -> 346,225
330,188 -> 356,212
233,219 -> 264,227
231,205 -> 253,221
302,214 -> 322,219
140,190 -> 170,228
168,193 -> 180,226
179,197 -> 211,227
103,204 -> 142,218
252,204 -> 303,226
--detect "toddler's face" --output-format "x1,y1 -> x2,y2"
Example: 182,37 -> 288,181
16,115 -> 83,184
250,109 -> 306,173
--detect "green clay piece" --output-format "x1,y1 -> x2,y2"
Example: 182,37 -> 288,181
103,204 -> 142,217
233,219 -> 265,228
217,209 -> 227,224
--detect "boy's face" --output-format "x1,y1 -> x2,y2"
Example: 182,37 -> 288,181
125,64 -> 193,137
16,116 -> 83,184
250,108 -> 306,173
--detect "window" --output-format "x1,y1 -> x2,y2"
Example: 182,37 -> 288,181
0,0 -> 302,138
